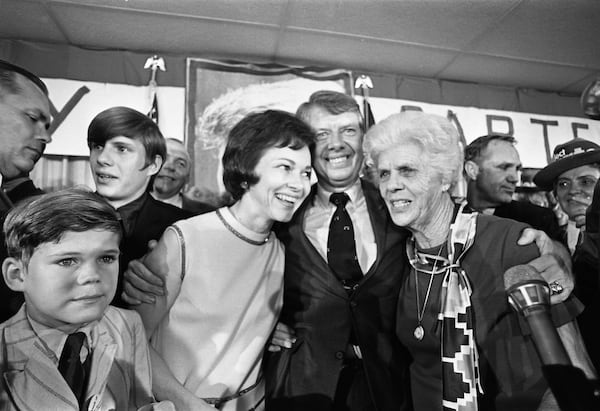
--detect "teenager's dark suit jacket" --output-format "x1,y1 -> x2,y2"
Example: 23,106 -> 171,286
266,180 -> 412,411
112,195 -> 191,307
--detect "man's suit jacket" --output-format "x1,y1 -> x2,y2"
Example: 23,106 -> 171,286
181,195 -> 214,215
572,181 -> 600,375
266,180 -> 412,411
0,306 -> 154,411
4,179 -> 43,205
493,200 -> 561,240
113,195 -> 191,307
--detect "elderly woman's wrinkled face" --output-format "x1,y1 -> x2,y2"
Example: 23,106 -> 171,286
555,164 -> 600,222
377,143 -> 445,231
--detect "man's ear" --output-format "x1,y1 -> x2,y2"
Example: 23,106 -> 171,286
2,258 -> 26,292
464,160 -> 480,181
146,155 -> 163,176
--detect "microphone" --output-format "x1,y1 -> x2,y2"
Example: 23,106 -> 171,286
505,264 -> 600,410
504,264 -> 570,365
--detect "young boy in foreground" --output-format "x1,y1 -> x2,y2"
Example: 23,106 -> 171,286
0,188 -> 172,411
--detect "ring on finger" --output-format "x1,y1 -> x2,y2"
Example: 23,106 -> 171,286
549,281 -> 564,296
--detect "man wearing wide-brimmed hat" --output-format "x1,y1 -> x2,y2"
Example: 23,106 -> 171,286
534,138 -> 600,253
535,137 -> 600,375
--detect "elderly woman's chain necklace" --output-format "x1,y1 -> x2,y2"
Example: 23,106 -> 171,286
413,243 -> 445,341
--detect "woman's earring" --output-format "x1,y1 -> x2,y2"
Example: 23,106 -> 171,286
442,184 -> 450,192
241,181 -> 249,189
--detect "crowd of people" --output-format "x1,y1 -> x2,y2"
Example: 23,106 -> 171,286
0,59 -> 599,411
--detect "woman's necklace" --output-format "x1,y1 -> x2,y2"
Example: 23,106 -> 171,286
412,242 -> 446,341
217,208 -> 270,246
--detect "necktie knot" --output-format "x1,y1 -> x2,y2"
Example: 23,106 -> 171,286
330,192 -> 349,208
64,332 -> 86,357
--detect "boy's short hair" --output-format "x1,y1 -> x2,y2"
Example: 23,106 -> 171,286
222,109 -> 315,201
87,106 -> 166,169
4,188 -> 122,264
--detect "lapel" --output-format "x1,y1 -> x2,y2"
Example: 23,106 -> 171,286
290,180 -> 391,298
2,311 -> 78,410
287,186 -> 347,298
0,189 -> 13,214
361,179 -> 388,279
122,195 -> 160,259
83,324 -> 117,409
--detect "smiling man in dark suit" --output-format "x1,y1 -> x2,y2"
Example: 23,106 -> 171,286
265,91 -> 412,411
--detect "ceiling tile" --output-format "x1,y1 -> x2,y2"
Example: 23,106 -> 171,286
50,0 -> 288,25
279,30 -> 457,77
49,2 -> 280,55
285,0 -> 518,49
471,0 -> 600,68
442,54 -> 596,92
0,0 -> 66,42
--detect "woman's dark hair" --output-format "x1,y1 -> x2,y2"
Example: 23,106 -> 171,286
222,109 -> 315,201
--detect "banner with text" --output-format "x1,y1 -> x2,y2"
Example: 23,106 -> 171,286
42,78 -> 184,156
365,96 -> 600,168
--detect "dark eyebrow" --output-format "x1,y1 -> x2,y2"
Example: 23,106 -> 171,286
111,138 -> 136,147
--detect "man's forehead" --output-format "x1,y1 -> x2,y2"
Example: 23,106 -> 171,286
167,140 -> 190,159
14,70 -> 47,94
480,140 -> 520,164
307,106 -> 361,127
8,74 -> 50,111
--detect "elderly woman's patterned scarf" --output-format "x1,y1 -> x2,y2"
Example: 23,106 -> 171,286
439,202 -> 483,410
407,202 -> 485,410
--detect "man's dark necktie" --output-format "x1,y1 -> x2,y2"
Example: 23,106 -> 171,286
327,192 -> 363,291
58,332 -> 90,408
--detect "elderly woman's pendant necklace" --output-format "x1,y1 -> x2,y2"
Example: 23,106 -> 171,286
413,269 -> 435,341
413,243 -> 444,341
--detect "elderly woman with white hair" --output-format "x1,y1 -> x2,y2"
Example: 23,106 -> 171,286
363,112 -> 595,411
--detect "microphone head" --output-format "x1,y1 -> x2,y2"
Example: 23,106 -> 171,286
504,264 -> 543,290
504,264 -> 550,314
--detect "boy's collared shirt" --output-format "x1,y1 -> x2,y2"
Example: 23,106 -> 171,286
115,192 -> 148,236
26,309 -> 97,365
